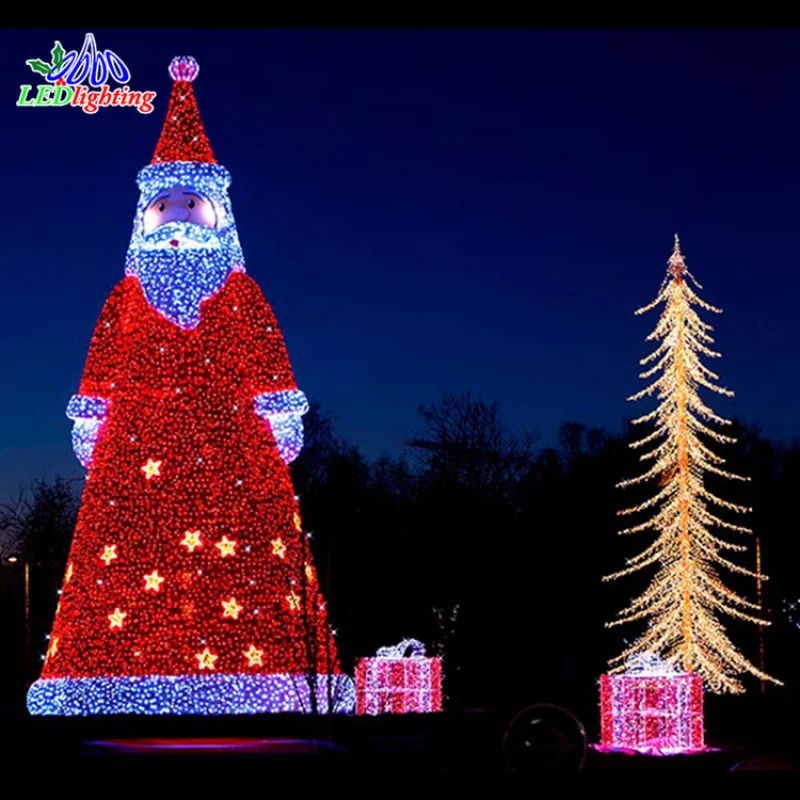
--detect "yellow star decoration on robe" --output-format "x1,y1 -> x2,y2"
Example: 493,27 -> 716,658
286,590 -> 301,611
144,570 -> 165,592
195,647 -> 218,670
243,644 -> 264,667
65,563 -> 74,583
47,637 -> 59,659
108,608 -> 127,630
100,545 -> 118,566
222,597 -> 243,619
180,530 -> 203,552
141,458 -> 162,480
215,535 -> 237,558
293,512 -> 302,532
305,564 -> 314,582
271,538 -> 286,559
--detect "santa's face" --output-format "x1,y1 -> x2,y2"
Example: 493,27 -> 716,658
126,164 -> 246,329
143,185 -> 217,233
126,183 -> 238,329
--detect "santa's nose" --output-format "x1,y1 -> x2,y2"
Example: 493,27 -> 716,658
160,206 -> 190,225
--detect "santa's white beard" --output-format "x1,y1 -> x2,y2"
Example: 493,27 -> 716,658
126,222 -> 235,329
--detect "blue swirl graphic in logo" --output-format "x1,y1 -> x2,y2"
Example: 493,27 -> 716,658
47,33 -> 131,87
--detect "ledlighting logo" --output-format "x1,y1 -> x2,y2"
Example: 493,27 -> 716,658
17,33 -> 156,114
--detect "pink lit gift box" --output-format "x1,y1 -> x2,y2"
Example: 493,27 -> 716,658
599,654 -> 704,754
355,638 -> 443,715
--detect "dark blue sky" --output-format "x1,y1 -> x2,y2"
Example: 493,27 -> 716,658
2,28 -> 800,499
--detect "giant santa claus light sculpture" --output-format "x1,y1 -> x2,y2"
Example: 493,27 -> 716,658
27,57 -> 354,715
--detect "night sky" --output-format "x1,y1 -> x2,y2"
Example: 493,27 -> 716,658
2,28 -> 800,500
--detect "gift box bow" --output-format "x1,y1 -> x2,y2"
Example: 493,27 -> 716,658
375,638 -> 427,658
624,652 -> 680,677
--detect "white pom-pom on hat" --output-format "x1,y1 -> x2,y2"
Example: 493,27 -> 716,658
169,56 -> 199,83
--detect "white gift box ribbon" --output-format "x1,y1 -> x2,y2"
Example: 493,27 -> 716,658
375,638 -> 427,659
624,652 -> 680,677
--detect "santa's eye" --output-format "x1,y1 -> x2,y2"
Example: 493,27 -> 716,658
188,199 -> 196,209
157,202 -> 165,212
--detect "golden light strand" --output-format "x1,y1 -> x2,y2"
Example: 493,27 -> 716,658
604,234 -> 782,694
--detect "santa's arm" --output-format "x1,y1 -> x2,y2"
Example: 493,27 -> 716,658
67,280 -> 127,468
238,275 -> 308,464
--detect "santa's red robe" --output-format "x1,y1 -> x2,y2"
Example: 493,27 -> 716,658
41,272 -> 339,682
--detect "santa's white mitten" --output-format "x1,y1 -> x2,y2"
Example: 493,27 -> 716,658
254,389 -> 309,465
267,414 -> 305,464
66,394 -> 110,468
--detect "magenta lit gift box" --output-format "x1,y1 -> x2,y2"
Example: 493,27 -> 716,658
598,654 -> 705,755
355,639 -> 443,715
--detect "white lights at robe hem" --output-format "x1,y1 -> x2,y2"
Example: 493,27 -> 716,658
27,673 -> 356,715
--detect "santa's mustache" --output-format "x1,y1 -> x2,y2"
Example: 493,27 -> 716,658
138,221 -> 223,250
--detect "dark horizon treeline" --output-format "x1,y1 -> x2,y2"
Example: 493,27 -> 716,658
2,390 -> 800,724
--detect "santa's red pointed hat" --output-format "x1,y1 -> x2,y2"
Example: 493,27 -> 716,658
135,56 -> 232,200
127,57 -> 245,271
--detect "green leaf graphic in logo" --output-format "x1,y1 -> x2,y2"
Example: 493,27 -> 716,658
26,58 -> 53,76
50,41 -> 65,70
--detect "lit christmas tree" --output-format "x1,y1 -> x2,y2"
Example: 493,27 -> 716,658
27,57 -> 354,715
604,235 -> 781,694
